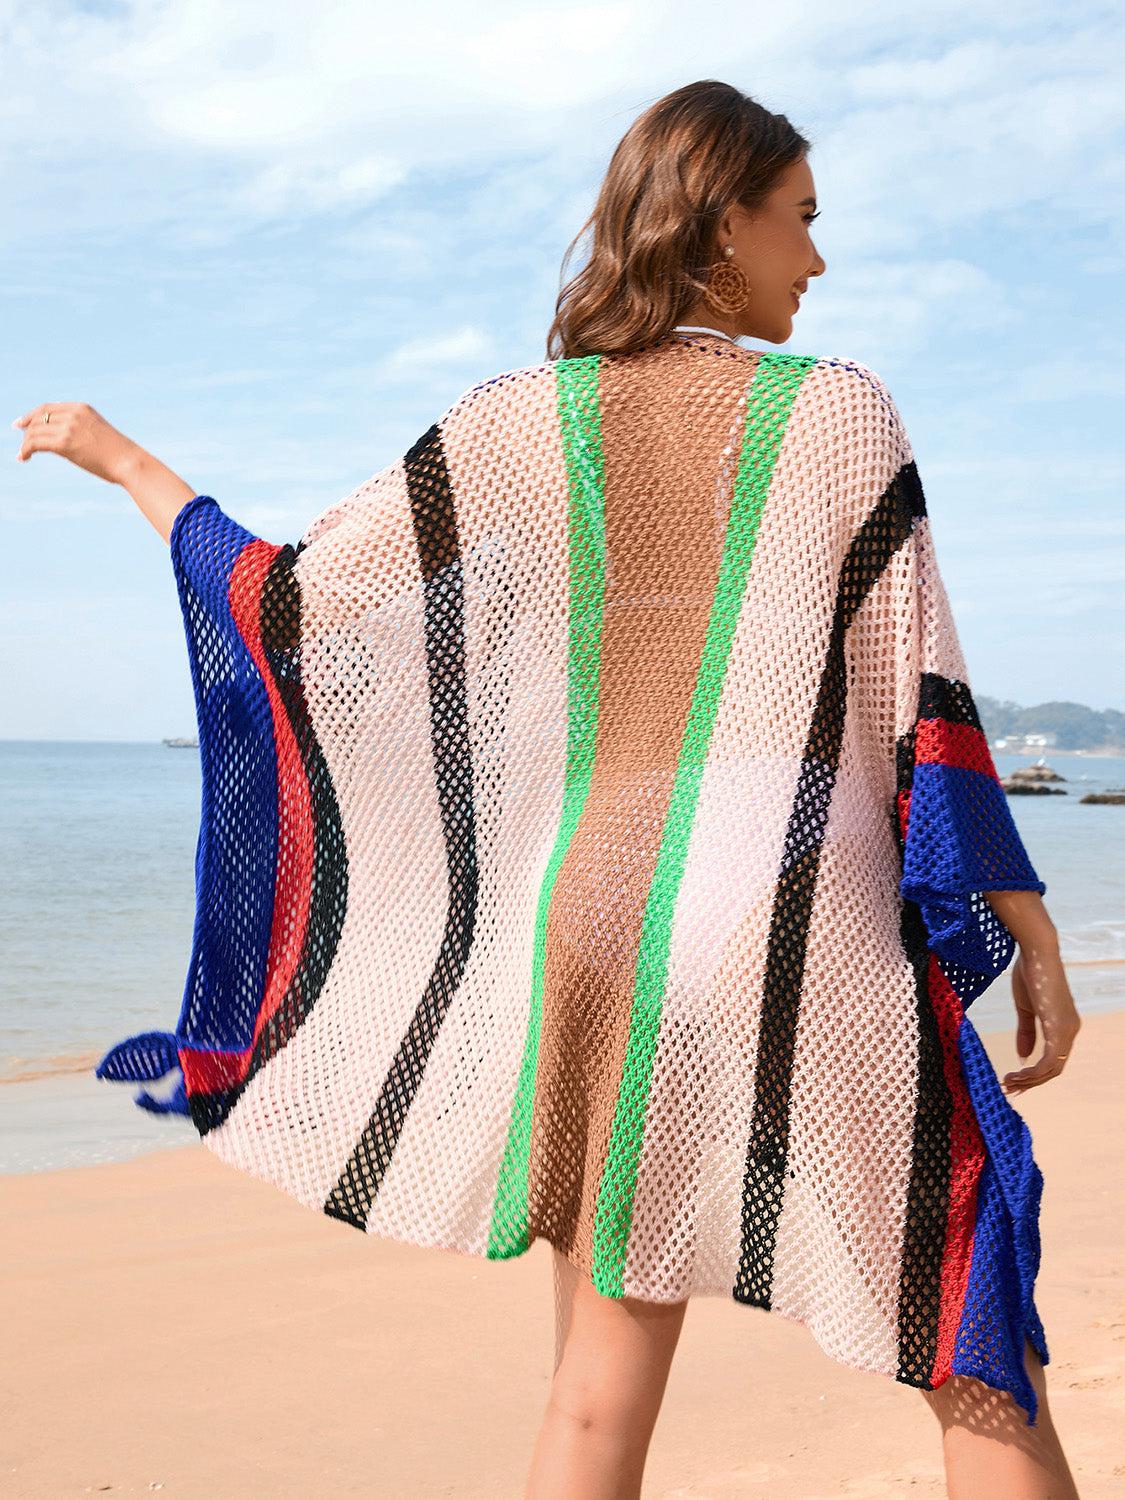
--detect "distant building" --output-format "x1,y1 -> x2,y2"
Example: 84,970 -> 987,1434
992,731 -> 1057,751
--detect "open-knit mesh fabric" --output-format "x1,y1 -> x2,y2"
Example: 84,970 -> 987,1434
97,331 -> 1050,1425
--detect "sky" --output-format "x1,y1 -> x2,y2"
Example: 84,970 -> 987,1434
1,0 -> 1123,740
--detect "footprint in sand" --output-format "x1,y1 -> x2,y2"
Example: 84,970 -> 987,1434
1053,1359 -> 1121,1389
1090,1308 -> 1125,1342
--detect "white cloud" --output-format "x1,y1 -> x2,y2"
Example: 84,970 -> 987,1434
238,155 -> 408,218
379,325 -> 496,375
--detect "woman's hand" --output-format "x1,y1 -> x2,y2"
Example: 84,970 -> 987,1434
12,401 -> 196,542
1001,945 -> 1082,1095
12,401 -> 142,486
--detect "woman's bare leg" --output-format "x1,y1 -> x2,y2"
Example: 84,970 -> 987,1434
922,1337 -> 1080,1499
523,1245 -> 688,1500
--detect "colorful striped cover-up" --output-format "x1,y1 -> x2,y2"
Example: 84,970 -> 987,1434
96,329 -> 1051,1424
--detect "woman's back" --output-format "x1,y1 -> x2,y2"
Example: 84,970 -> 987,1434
98,326 -> 1051,1425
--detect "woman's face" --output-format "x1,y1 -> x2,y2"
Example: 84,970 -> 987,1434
706,155 -> 826,344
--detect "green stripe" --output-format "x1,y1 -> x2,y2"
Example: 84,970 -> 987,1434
590,353 -> 819,1295
487,354 -> 607,1259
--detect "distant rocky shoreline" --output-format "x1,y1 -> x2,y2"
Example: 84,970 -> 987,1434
1000,762 -> 1125,804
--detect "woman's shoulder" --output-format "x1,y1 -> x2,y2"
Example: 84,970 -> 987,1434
436,357 -> 558,430
760,354 -> 915,491
794,353 -> 911,442
803,353 -> 899,404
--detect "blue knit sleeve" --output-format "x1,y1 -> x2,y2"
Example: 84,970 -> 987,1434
894,499 -> 1046,1009
95,496 -> 280,1115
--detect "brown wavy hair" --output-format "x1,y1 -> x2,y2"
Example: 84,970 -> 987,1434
545,80 -> 811,361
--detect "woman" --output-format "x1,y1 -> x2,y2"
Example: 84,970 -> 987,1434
15,79 -> 1082,1500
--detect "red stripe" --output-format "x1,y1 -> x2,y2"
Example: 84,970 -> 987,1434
898,767 -> 985,1385
924,953 -> 985,1386
227,540 -> 316,1046
180,1047 -> 251,1095
913,718 -> 999,780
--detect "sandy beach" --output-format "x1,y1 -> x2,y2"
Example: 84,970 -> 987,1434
3,1011 -> 1122,1499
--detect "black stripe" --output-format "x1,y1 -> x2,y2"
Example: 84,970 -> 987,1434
918,672 -> 984,731
891,865 -> 952,1389
324,424 -> 481,1230
890,568 -> 971,1381
733,460 -> 919,1309
191,547 -> 349,1135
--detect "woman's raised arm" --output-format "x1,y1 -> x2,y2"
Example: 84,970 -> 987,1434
12,400 -> 194,544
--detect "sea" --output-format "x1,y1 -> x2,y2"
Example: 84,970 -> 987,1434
1,739 -> 1122,1174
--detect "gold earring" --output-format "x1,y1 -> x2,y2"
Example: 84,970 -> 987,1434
703,244 -> 751,314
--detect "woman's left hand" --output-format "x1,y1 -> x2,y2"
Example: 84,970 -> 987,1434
12,402 -> 143,486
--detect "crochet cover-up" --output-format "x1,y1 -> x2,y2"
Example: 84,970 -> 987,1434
96,330 -> 1051,1424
